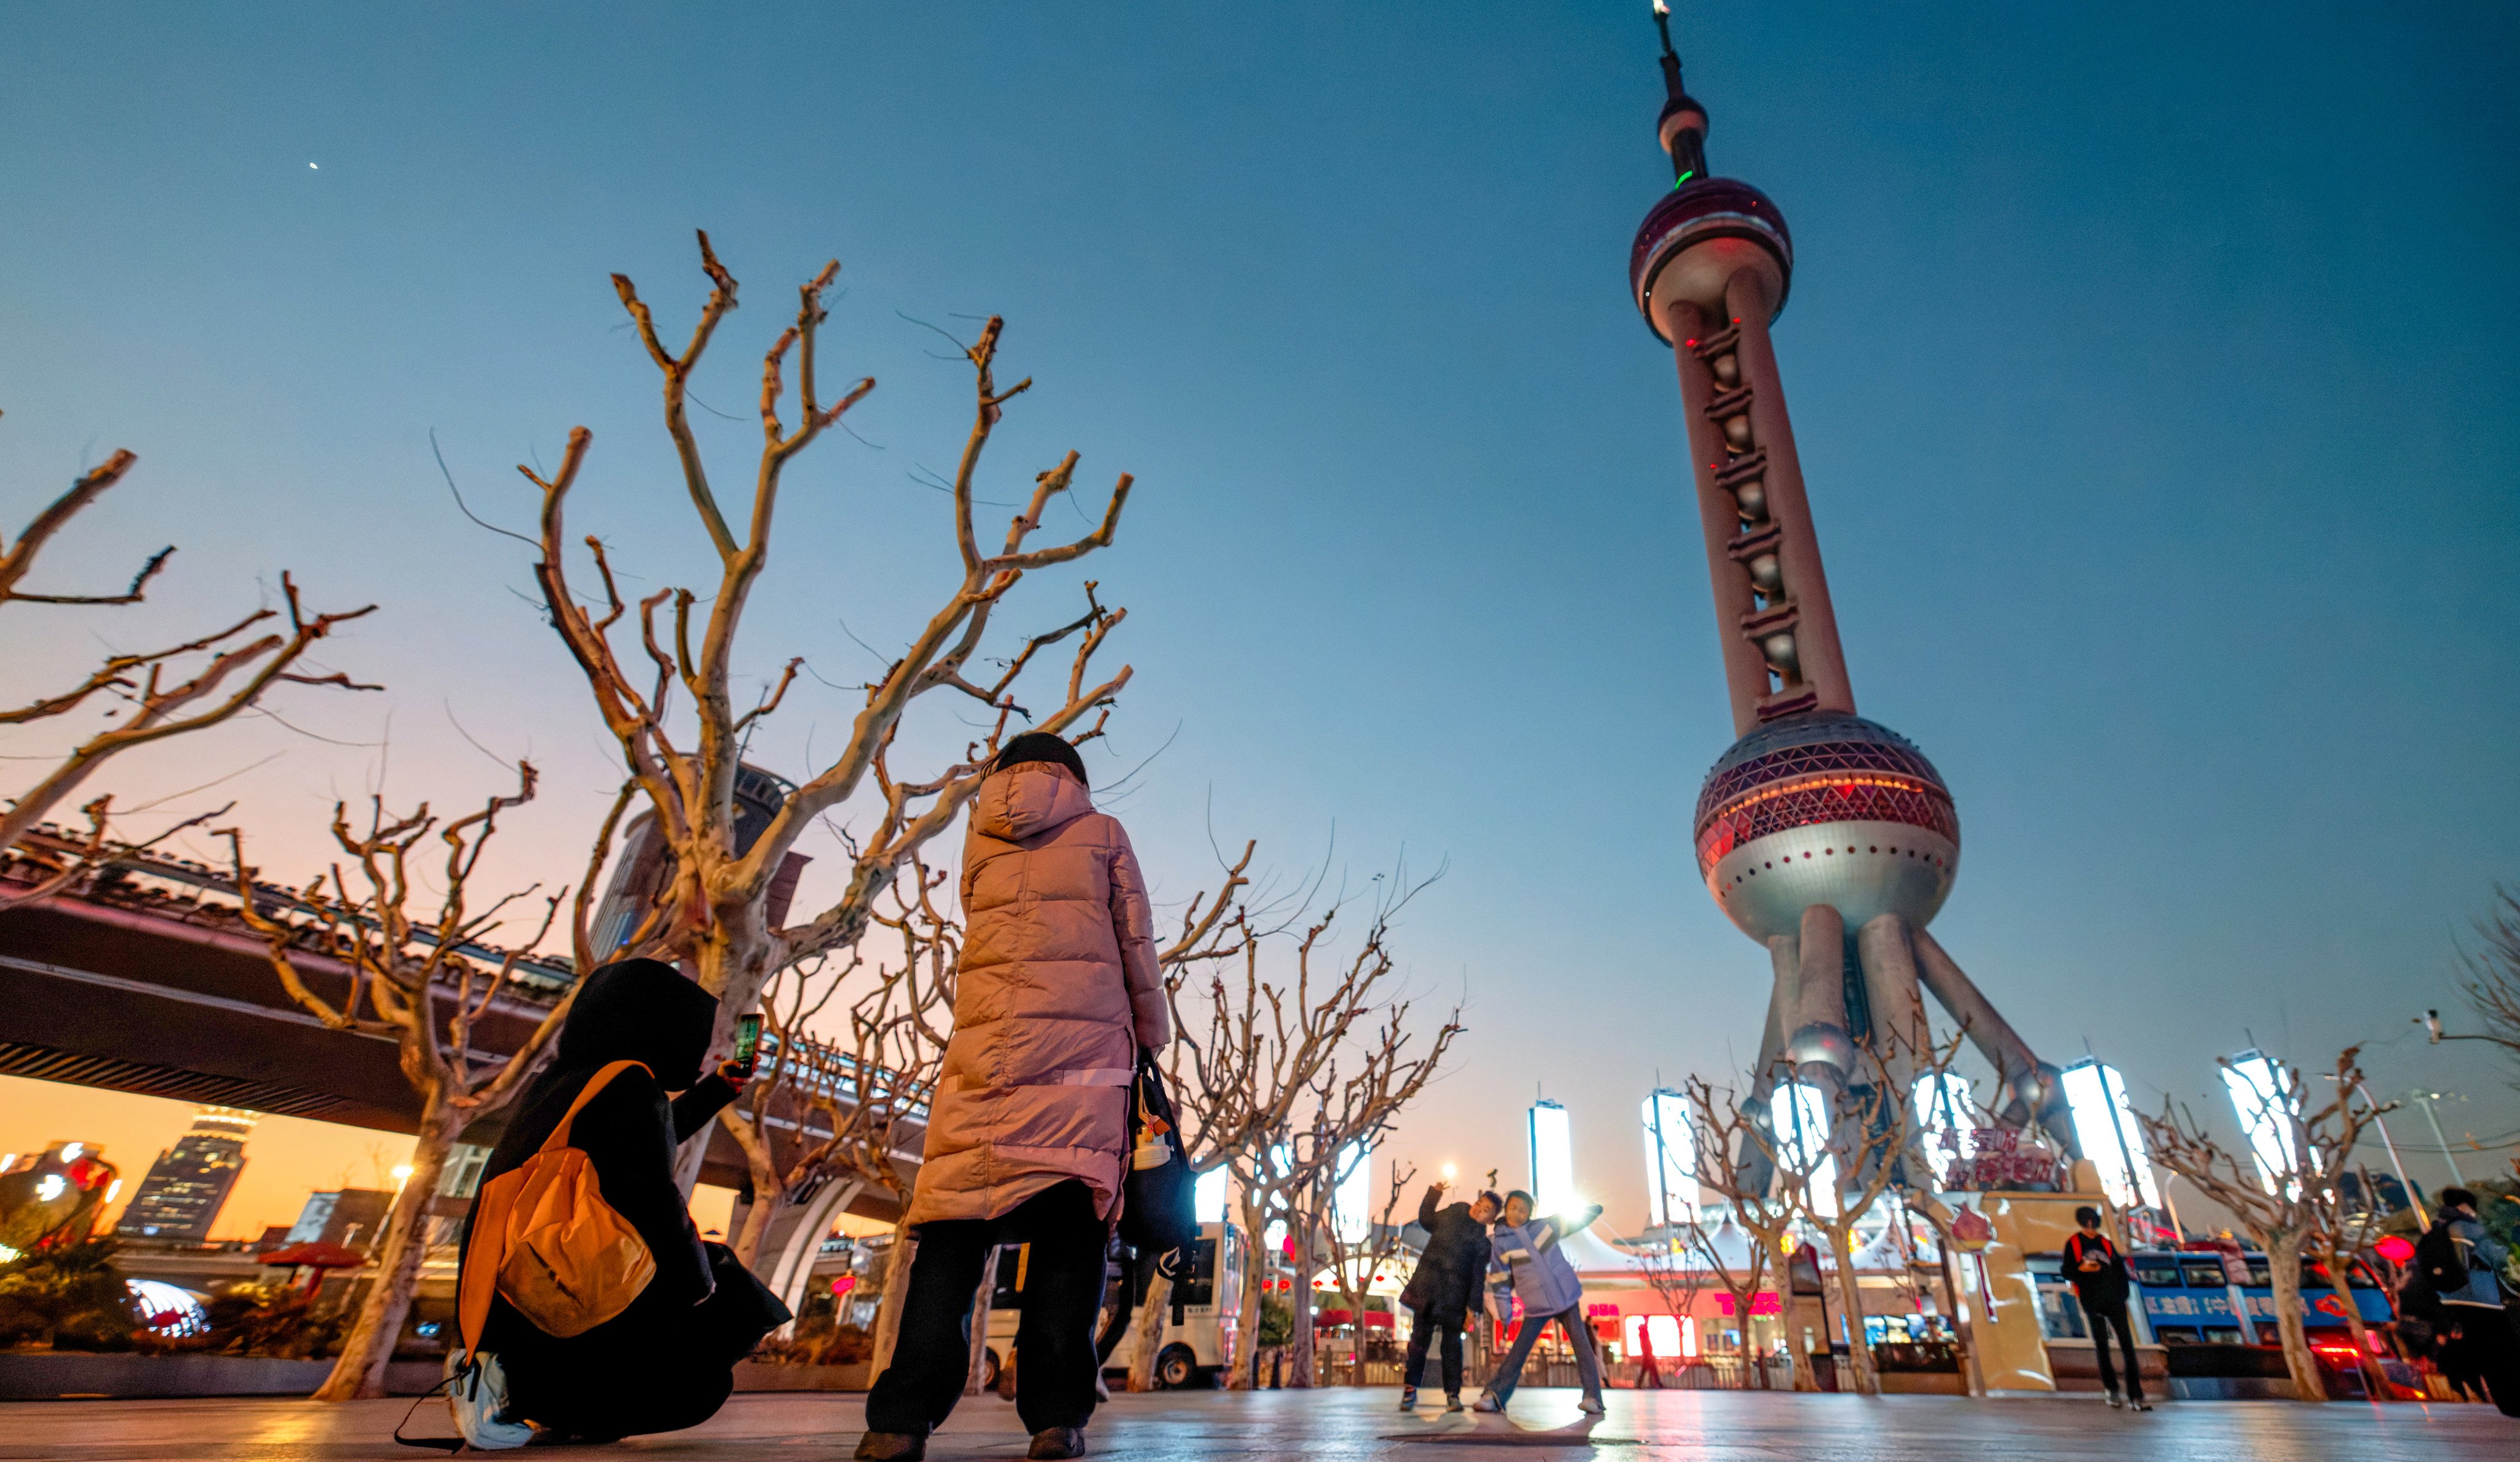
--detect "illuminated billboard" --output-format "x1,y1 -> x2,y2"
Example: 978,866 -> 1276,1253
2221,1050 -> 2302,1198
1641,1089 -> 1697,1228
1529,1100 -> 1576,1215
2060,1060 -> 2161,1208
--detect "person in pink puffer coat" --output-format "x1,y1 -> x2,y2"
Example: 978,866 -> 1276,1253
859,733 -> 1169,1462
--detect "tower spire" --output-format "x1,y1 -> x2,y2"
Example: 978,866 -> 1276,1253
1652,1 -> 1709,186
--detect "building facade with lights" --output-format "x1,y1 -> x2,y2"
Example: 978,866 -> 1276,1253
116,1106 -> 255,1242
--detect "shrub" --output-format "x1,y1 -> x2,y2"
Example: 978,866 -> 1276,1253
0,1238 -> 139,1351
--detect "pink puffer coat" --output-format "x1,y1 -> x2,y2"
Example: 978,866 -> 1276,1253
904,761 -> 1169,1226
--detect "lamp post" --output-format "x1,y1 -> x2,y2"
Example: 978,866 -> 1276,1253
2410,1089 -> 2466,1186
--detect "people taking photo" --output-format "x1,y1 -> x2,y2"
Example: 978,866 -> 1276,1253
2063,1205 -> 2148,1412
1474,1191 -> 1606,1416
855,733 -> 1169,1462
455,958 -> 790,1445
1397,1184 -> 1499,1412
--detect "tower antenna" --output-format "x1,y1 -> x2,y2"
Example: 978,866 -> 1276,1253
1649,1 -> 1710,186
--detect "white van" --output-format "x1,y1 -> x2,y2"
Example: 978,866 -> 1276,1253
979,1221 -> 1246,1391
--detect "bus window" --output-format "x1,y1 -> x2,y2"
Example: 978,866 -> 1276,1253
1175,1237 -> 1218,1309
2178,1261 -> 2227,1290
2130,1260 -> 2183,1288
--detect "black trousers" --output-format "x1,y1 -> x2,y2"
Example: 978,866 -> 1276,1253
866,1181 -> 1111,1437
1403,1306 -> 1464,1396
511,1243 -> 788,1439
2079,1296 -> 2143,1402
2447,1306 -> 2520,1417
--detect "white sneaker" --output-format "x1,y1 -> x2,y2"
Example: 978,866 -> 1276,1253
1577,1397 -> 1606,1416
1471,1394 -> 1503,1414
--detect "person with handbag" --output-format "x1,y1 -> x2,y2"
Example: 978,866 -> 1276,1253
858,733 -> 1170,1462
1396,1183 -> 1500,1412
453,958 -> 789,1445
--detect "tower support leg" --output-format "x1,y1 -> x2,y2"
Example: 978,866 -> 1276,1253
1741,932 -> 1801,1194
1910,930 -> 2079,1157
1854,913 -> 1935,1184
1786,904 -> 1854,1095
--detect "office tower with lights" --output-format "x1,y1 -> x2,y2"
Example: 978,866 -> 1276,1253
117,1108 -> 255,1241
1628,6 -> 2077,1159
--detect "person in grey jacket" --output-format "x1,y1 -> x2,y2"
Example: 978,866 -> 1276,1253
2428,1187 -> 2519,1416
1475,1191 -> 1606,1415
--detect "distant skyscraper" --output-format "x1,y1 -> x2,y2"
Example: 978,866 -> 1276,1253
1628,4 -> 2078,1163
118,1108 -> 255,1240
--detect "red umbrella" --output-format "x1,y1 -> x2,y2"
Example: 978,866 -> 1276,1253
258,1242 -> 369,1292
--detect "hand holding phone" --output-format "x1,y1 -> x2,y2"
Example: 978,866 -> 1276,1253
732,1013 -> 763,1079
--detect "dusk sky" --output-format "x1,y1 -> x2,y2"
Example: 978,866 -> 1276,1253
3,3 -> 2516,1231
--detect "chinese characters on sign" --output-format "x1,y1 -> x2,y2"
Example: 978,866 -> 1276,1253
1937,1125 -> 2065,1192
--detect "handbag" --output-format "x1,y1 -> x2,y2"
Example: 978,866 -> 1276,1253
1117,1047 -> 1198,1260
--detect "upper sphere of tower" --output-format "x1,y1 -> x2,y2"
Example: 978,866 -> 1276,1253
1631,178 -> 1793,345
1692,713 -> 1960,942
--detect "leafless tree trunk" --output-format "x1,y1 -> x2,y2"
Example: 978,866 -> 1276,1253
1322,1159 -> 1417,1385
2138,1047 -> 2396,1402
222,762 -> 606,1400
1682,1074 -> 1800,1390
522,236 -> 1139,1192
4,433 -> 375,892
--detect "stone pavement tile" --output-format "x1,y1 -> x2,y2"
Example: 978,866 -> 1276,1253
0,1386 -> 2511,1461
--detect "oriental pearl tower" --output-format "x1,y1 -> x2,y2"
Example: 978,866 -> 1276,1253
1630,5 -> 2076,1156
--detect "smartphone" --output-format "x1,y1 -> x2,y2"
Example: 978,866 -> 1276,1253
733,1014 -> 763,1077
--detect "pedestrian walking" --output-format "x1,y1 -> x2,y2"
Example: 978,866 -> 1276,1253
856,734 -> 1169,1462
458,959 -> 790,1444
1474,1191 -> 1607,1416
1397,1184 -> 1499,1412
2063,1206 -> 2148,1411
2421,1186 -> 2520,1416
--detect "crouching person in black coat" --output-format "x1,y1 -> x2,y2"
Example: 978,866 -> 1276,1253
1396,1184 -> 1498,1412
463,959 -> 791,1442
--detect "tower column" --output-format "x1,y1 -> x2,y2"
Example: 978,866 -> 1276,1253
1785,903 -> 1854,1092
1724,268 -> 1855,721
1911,930 -> 2079,1156
1667,298 -> 1777,731
1854,912 -> 1931,1091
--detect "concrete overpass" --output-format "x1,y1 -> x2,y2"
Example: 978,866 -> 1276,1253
0,831 -> 916,1317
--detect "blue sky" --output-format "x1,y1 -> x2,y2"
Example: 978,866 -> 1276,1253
2,2 -> 2514,1223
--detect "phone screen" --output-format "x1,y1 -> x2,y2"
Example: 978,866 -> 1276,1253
734,1014 -> 763,1076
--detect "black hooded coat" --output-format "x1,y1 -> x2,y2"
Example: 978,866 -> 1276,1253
466,959 -> 785,1438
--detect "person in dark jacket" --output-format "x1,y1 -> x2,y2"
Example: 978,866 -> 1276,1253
2063,1206 -> 2147,1411
1397,1184 -> 1498,1412
465,959 -> 790,1442
2426,1186 -> 2520,1416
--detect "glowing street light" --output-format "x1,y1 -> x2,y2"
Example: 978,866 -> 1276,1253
1641,1089 -> 1697,1228
2060,1060 -> 2160,1209
1913,1073 -> 1974,1187
2222,1050 -> 2302,1198
1528,1100 -> 1577,1215
1768,1084 -> 1838,1218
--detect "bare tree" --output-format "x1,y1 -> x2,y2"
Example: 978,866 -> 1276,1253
522,235 -> 1135,1143
2137,1047 -> 2395,1402
4,431 -> 375,892
220,762 -> 606,1400
1625,1226 -> 1710,1384
2454,886 -> 2520,1079
1161,870 -> 1458,1389
1319,1158 -> 1417,1384
1681,1074 -> 1796,1389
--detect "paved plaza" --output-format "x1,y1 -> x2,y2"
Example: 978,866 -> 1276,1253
0,1387 -> 2510,1461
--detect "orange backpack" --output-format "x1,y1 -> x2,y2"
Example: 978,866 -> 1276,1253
457,1061 -> 658,1354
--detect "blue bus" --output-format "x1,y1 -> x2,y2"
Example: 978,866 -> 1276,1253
2124,1250 -> 2392,1345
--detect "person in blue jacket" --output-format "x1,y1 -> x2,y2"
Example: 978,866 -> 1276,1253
1475,1191 -> 1606,1415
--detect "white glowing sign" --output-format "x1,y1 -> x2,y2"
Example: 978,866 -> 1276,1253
1529,1100 -> 1576,1215
1331,1141 -> 1373,1243
1768,1084 -> 1838,1217
2221,1051 -> 2302,1197
1194,1166 -> 1228,1224
2061,1060 -> 2161,1208
1913,1073 -> 1975,1186
1641,1090 -> 1697,1228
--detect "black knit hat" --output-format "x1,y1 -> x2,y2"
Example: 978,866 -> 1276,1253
993,731 -> 1088,788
